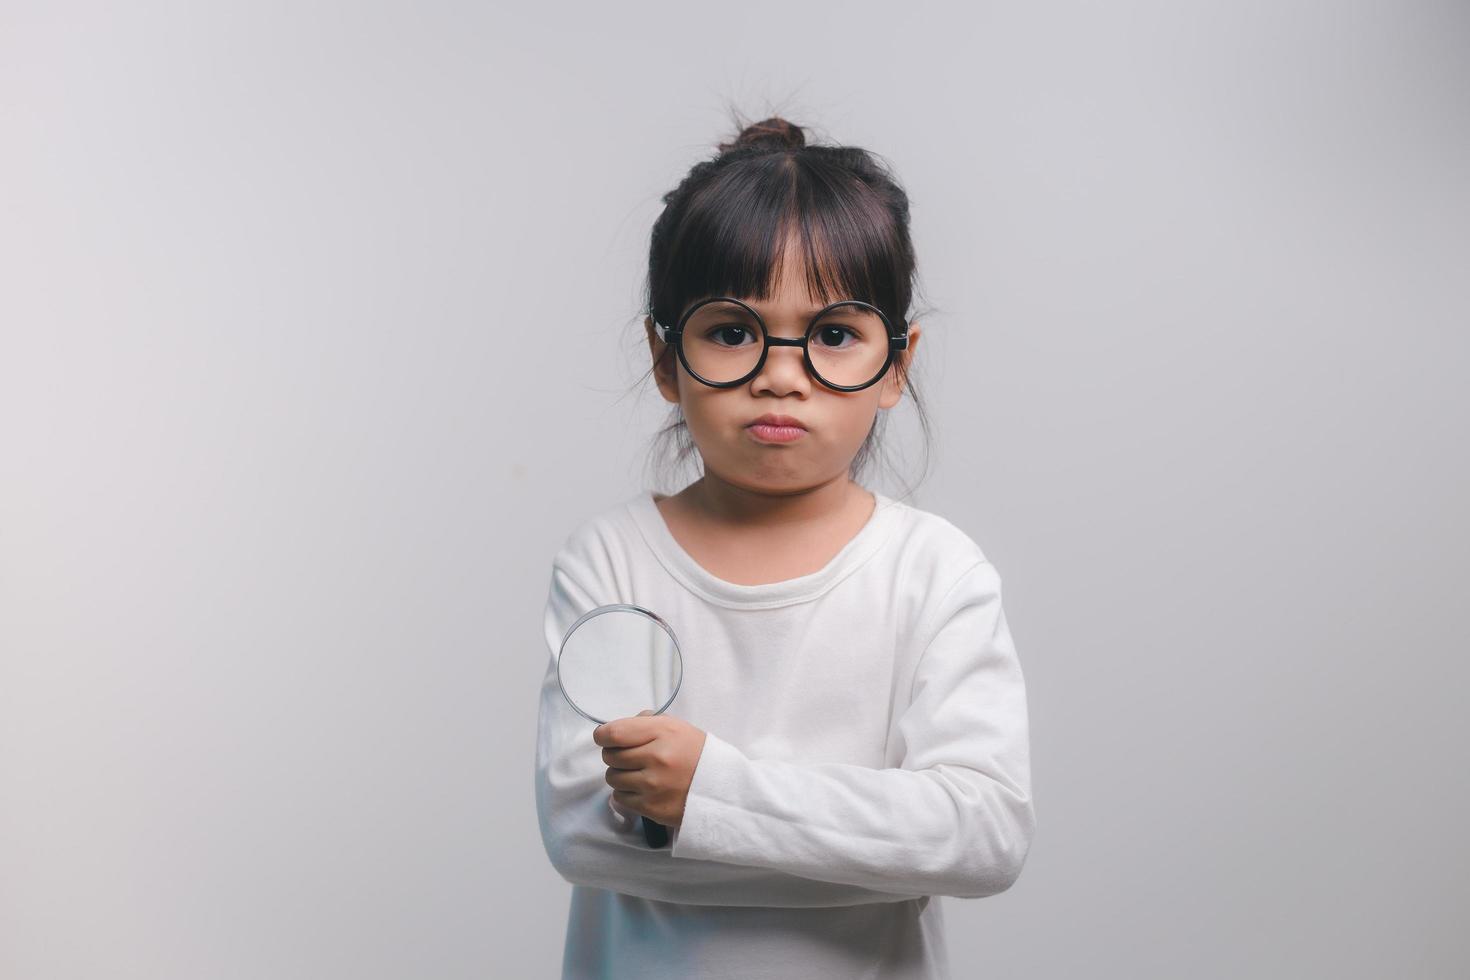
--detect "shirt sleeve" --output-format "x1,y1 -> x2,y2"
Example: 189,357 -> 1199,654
668,559 -> 1036,900
533,556 -> 930,908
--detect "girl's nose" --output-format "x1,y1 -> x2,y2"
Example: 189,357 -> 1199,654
749,344 -> 812,394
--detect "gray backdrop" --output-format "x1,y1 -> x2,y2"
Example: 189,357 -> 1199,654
2,2 -> 1466,977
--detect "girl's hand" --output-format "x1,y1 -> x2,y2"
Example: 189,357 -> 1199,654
594,709 -> 707,828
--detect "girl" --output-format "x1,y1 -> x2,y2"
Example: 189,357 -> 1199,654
534,116 -> 1035,980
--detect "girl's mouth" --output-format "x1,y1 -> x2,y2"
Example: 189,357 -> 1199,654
747,423 -> 807,444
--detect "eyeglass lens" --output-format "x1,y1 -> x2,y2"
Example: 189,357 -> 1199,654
680,300 -> 891,388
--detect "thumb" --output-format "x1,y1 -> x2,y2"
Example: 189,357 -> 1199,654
607,792 -> 637,830
636,709 -> 655,717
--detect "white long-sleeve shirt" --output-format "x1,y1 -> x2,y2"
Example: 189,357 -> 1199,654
534,488 -> 1035,979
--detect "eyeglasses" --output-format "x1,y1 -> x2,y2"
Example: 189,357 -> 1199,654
653,296 -> 909,392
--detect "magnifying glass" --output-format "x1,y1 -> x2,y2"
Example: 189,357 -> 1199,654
557,603 -> 685,849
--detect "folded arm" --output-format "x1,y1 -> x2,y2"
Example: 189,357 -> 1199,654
668,560 -> 1036,900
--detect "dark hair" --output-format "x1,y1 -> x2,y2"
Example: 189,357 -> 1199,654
632,110 -> 935,501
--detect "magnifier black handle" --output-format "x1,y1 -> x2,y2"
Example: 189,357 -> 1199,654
641,816 -> 669,848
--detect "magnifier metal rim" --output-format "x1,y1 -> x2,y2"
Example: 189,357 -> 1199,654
556,602 -> 685,725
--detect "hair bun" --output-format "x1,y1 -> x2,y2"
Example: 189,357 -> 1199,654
718,116 -> 806,155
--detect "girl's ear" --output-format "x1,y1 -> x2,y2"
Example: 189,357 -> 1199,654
877,321 -> 921,409
645,316 -> 681,404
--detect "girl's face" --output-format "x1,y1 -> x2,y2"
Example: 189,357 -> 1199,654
644,236 -> 922,496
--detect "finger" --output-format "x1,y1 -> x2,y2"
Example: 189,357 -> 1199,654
593,718 -> 660,748
611,789 -> 645,815
604,767 -> 647,792
601,745 -> 646,770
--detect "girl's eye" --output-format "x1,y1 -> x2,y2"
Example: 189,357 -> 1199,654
707,325 -> 756,347
815,325 -> 858,349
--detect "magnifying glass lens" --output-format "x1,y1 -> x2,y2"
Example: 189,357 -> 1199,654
558,606 -> 681,723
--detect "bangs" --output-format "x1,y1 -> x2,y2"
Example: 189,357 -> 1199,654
658,152 -> 906,327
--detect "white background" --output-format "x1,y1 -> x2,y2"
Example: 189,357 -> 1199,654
2,1 -> 1467,977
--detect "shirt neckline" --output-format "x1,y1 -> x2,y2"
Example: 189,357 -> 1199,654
626,487 -> 904,609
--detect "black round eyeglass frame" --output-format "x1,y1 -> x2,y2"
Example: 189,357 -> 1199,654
652,296 -> 910,393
